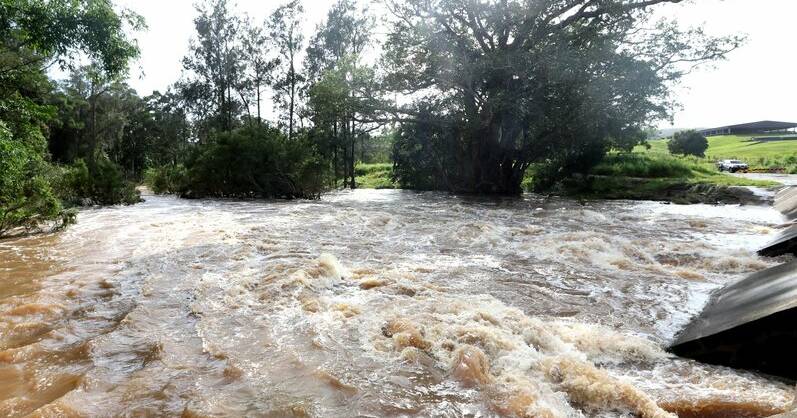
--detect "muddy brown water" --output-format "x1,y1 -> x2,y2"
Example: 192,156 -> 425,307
0,190 -> 794,417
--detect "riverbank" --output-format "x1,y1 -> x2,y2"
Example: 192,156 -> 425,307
554,154 -> 778,204
565,176 -> 774,204
355,155 -> 779,204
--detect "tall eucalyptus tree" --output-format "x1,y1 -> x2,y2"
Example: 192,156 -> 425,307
239,18 -> 277,126
268,0 -> 305,141
181,0 -> 244,135
305,0 -> 376,188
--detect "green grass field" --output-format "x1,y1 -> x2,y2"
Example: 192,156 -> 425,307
642,135 -> 797,163
591,153 -> 775,186
354,163 -> 397,189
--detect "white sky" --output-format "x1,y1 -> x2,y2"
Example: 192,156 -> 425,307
117,0 -> 797,130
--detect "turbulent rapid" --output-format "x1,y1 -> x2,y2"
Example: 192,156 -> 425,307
1,190 -> 794,417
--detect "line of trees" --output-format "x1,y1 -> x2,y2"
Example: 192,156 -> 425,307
171,0 -> 384,193
1,0 -> 740,236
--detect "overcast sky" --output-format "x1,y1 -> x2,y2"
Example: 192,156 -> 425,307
116,0 -> 796,130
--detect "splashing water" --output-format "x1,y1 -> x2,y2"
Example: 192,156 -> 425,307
0,190 -> 793,417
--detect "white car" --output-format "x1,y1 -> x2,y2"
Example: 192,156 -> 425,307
717,159 -> 749,173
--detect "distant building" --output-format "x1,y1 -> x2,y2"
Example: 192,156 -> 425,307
699,120 -> 797,137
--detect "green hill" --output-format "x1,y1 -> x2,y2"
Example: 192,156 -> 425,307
642,135 -> 797,164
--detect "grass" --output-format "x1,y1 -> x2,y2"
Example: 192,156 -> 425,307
352,154 -> 777,204
592,153 -> 705,178
572,153 -> 778,202
592,153 -> 776,186
354,163 -> 396,189
639,135 -> 797,172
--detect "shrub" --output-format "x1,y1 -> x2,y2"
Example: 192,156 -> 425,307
590,153 -> 708,178
668,130 -> 708,157
354,163 -> 396,189
143,164 -> 188,194
59,157 -> 141,206
182,126 -> 327,199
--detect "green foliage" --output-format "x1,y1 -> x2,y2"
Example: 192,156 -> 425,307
304,1 -> 379,188
0,0 -> 144,76
640,135 -> 797,166
306,57 -> 381,187
180,0 -> 244,135
0,125 -> 64,236
383,0 -> 741,194
573,152 -> 772,190
354,163 -> 395,189
390,109 -> 454,191
268,0 -> 305,139
668,130 -> 709,157
59,158 -> 140,206
361,132 -> 393,164
540,151 -> 776,202
591,153 -> 710,178
182,126 -> 327,199
0,0 -> 143,236
575,175 -> 774,204
143,164 -> 188,195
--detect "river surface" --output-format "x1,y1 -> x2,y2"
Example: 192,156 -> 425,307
0,190 -> 795,417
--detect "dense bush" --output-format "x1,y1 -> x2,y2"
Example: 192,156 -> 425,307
143,164 -> 188,194
0,125 -> 70,236
58,158 -> 141,206
181,126 -> 327,199
668,130 -> 709,157
391,113 -> 458,191
354,163 -> 396,189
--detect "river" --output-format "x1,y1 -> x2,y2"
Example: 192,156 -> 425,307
0,190 -> 794,417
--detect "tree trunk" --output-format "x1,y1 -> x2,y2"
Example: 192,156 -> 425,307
288,63 -> 295,141
349,120 -> 356,189
256,82 -> 261,126
333,120 -> 339,188
360,134 -> 365,162
468,114 -> 525,195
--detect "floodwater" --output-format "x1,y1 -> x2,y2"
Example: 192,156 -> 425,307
0,190 -> 794,417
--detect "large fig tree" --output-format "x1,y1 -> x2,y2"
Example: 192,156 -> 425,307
383,0 -> 741,194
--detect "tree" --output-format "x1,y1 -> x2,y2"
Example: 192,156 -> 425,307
305,0 -> 373,82
181,125 -> 327,199
0,122 -> 62,236
668,130 -> 708,157
269,0 -> 305,141
0,0 -> 144,76
239,18 -> 278,126
383,0 -> 742,194
50,65 -> 139,161
304,0 -> 378,188
181,0 -> 244,135
0,0 -> 142,235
